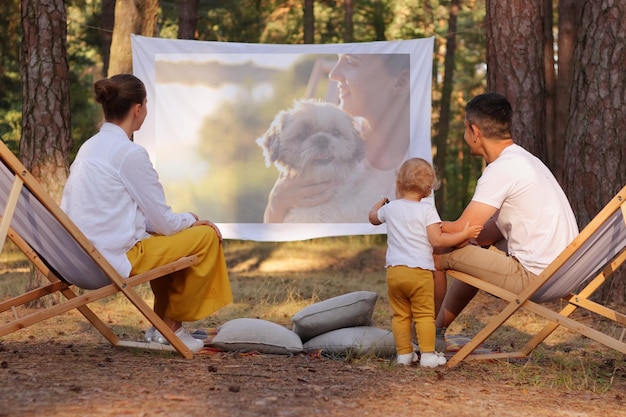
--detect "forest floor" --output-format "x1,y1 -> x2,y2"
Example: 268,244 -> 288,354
1,238 -> 625,417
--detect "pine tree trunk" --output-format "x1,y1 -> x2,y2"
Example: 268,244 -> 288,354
343,0 -> 353,43
20,0 -> 72,306
372,0 -> 385,41
485,0 -> 547,162
552,0 -> 583,183
108,0 -> 159,76
20,0 -> 71,202
543,0 -> 555,173
178,0 -> 199,40
434,0 -> 460,211
304,0 -> 314,44
563,0 -> 626,303
100,0 -> 115,77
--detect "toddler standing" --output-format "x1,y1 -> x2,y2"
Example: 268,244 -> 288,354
369,158 -> 482,367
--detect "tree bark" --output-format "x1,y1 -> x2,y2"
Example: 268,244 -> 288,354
485,0 -> 547,162
100,0 -> 115,77
543,0 -> 555,172
553,0 -> 583,183
178,0 -> 199,40
564,0 -> 626,303
434,0 -> 460,211
20,0 -> 72,306
343,0 -> 353,43
107,0 -> 159,76
372,0 -> 386,41
20,0 -> 72,202
303,0 -> 314,44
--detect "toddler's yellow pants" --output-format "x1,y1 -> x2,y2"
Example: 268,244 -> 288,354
387,265 -> 435,354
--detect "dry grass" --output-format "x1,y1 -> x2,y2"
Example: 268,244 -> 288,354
1,236 -> 625,395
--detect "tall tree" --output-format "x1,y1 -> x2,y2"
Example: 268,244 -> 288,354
485,0 -> 547,162
303,0 -> 314,43
371,0 -> 386,40
343,0 -> 354,42
21,0 -> 72,305
552,0 -> 583,182
563,0 -> 626,302
100,0 -> 115,77
433,0 -> 460,211
178,0 -> 199,39
543,0 -> 555,172
107,0 -> 159,76
20,0 -> 72,202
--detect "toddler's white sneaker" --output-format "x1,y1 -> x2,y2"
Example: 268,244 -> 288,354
396,352 -> 418,366
420,351 -> 447,368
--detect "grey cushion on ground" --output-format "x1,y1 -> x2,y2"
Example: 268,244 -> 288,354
303,326 -> 396,357
292,291 -> 378,342
207,318 -> 303,355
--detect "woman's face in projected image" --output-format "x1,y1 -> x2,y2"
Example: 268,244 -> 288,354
329,54 -> 398,121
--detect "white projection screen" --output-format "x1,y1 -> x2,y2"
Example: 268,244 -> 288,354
131,35 -> 434,241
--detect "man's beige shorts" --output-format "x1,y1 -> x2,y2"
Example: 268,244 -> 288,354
439,244 -> 538,294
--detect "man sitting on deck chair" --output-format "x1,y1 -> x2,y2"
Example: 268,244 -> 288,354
433,93 -> 579,350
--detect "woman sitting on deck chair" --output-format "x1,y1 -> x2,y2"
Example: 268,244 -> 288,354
61,74 -> 232,352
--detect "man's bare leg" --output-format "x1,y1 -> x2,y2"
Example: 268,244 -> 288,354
435,278 -> 479,329
433,269 -> 447,317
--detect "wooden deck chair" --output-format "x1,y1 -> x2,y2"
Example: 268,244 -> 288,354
0,140 -> 200,358
446,185 -> 626,367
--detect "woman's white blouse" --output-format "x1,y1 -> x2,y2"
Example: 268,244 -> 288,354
61,123 -> 195,277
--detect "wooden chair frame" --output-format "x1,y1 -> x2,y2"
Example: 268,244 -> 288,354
446,185 -> 626,367
0,141 -> 199,358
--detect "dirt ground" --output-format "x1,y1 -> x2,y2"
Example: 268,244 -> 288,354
1,314 -> 625,417
1,240 -> 625,417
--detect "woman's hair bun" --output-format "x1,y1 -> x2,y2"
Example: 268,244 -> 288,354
94,78 -> 119,104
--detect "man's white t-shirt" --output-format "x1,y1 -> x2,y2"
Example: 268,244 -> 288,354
473,144 -> 579,275
377,199 -> 441,270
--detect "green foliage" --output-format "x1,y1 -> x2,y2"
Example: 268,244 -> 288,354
0,0 -> 22,154
429,0 -> 487,218
195,0 -> 272,42
1,0 -> 102,161
66,1 -> 104,161
2,0 -> 487,218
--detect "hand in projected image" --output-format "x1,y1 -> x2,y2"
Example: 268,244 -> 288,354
263,174 -> 336,223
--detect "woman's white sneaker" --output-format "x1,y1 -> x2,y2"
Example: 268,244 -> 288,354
151,327 -> 204,353
144,326 -> 156,342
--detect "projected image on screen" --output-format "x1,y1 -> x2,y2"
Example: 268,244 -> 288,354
132,36 -> 433,240
152,53 -> 410,224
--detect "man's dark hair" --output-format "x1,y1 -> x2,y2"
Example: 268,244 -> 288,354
465,93 -> 512,139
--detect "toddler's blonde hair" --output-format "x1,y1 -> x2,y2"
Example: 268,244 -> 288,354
396,158 -> 441,198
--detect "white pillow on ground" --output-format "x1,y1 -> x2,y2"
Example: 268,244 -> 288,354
292,291 -> 378,342
207,318 -> 303,355
303,326 -> 396,358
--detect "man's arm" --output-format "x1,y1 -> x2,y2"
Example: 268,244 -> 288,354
441,200 -> 501,245
474,217 -> 503,246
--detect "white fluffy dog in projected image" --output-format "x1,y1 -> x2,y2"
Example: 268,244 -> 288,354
257,99 -> 376,223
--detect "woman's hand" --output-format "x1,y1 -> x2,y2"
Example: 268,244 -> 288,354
191,219 -> 223,242
263,175 -> 336,223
